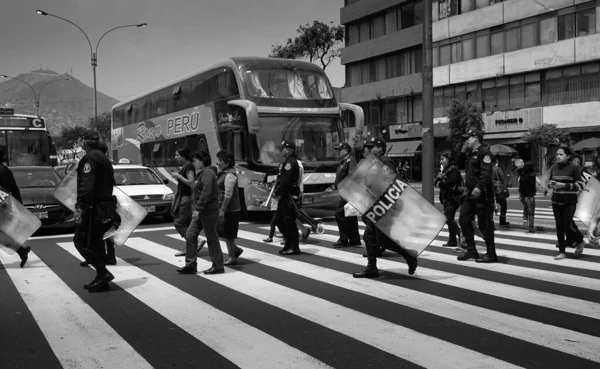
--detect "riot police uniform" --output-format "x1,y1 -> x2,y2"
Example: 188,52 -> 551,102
333,142 -> 361,247
353,138 -> 417,278
74,129 -> 118,291
274,140 -> 301,255
457,129 -> 497,263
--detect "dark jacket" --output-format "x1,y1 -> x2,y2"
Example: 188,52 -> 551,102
518,172 -> 537,198
217,167 -> 240,212
275,154 -> 300,197
76,147 -> 114,211
193,166 -> 219,214
460,144 -> 494,201
438,164 -> 461,205
334,152 -> 356,189
0,163 -> 22,203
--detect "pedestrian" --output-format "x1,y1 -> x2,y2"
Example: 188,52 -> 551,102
518,161 -> 537,233
435,150 -> 462,250
457,128 -> 497,263
548,145 -> 586,260
216,150 -> 244,266
171,148 -> 197,257
274,140 -> 302,255
332,142 -> 361,248
493,158 -> 510,227
73,130 -> 118,292
353,137 -> 418,278
592,148 -> 600,179
0,147 -> 31,268
177,151 -> 223,275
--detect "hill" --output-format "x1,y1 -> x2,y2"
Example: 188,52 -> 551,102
0,69 -> 119,136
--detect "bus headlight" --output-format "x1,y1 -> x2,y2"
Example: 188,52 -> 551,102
325,185 -> 336,192
163,193 -> 175,201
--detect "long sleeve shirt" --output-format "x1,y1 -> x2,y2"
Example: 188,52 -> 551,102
193,166 -> 219,214
0,164 -> 22,203
549,162 -> 583,204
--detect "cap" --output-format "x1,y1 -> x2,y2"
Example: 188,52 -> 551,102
363,137 -> 386,149
81,129 -> 100,141
277,140 -> 296,150
334,142 -> 352,151
463,128 -> 484,139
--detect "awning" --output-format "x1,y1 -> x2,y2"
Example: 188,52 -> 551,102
484,131 -> 527,144
387,140 -> 422,157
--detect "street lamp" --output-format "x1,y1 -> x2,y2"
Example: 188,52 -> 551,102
36,9 -> 146,129
0,74 -> 72,116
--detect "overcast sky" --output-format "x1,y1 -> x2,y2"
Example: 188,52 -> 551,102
2,0 -> 344,102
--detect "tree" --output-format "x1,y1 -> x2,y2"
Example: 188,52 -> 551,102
446,99 -> 484,154
54,125 -> 88,163
269,20 -> 344,71
522,124 -> 570,170
89,112 -> 112,143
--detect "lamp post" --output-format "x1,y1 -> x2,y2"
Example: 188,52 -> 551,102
36,10 -> 146,129
0,74 -> 72,116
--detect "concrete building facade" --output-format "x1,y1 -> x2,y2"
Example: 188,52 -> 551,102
340,0 -> 600,180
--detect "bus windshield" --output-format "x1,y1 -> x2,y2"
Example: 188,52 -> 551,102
242,68 -> 333,100
0,130 -> 50,166
255,116 -> 341,166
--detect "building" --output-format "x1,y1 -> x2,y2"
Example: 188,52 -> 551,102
340,0 -> 600,180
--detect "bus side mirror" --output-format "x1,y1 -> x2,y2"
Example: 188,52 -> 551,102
339,103 -> 365,146
228,99 -> 259,134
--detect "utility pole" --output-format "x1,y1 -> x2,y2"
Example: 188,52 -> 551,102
421,0 -> 434,204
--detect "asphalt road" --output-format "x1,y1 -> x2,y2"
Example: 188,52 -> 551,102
1,213 -> 599,369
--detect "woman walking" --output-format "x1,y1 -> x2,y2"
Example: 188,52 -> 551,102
548,145 -> 586,260
518,161 -> 537,233
171,148 -> 196,257
216,150 -> 244,265
177,151 -> 223,275
435,151 -> 462,251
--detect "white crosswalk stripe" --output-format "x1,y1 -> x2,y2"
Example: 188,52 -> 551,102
2,220 -> 600,368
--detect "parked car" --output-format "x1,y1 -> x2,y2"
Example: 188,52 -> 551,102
113,164 -> 174,220
11,166 -> 74,229
54,161 -> 78,178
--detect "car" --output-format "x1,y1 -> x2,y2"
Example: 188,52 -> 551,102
11,166 -> 74,229
113,164 -> 174,220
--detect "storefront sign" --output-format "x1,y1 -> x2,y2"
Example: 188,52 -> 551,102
495,118 -> 523,124
483,107 -> 542,133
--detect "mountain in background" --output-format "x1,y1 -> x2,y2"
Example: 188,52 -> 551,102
0,69 -> 119,136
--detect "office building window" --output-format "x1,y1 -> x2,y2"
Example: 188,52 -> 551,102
466,82 -> 479,101
375,57 -> 386,81
481,79 -> 495,112
451,42 -> 462,63
361,63 -> 370,84
545,69 -> 563,106
524,72 -> 541,108
359,20 -> 370,42
462,37 -> 476,61
563,65 -> 581,104
448,0 -> 461,17
440,44 -> 452,66
476,34 -> 490,58
505,27 -> 520,52
496,78 -> 509,111
521,22 -> 538,48
454,84 -> 467,101
434,88 -> 445,117
491,31 -> 504,55
414,47 -> 423,73
347,23 -> 359,46
576,8 -> 596,37
509,75 -> 525,109
401,1 -> 415,29
462,0 -> 475,13
373,14 -> 385,38
540,17 -> 558,44
439,0 -> 448,20
412,95 -> 423,122
414,0 -> 423,25
385,9 -> 398,34
558,13 -> 575,40
432,46 -> 440,67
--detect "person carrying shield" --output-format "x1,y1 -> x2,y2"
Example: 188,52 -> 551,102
73,130 -> 118,292
0,147 -> 31,267
353,137 -> 418,278
332,142 -> 361,248
457,128 -> 497,263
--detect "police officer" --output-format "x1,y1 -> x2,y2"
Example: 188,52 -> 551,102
0,147 -> 30,267
457,128 -> 497,263
332,142 -> 361,248
274,140 -> 301,255
353,137 -> 417,278
74,129 -> 118,292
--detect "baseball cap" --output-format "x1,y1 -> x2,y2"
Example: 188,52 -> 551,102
364,137 -> 386,149
80,129 -> 100,141
276,140 -> 296,150
334,142 -> 352,151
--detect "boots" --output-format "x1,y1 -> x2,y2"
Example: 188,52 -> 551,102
106,245 -> 116,265
177,263 -> 198,274
499,216 -> 510,226
16,246 -> 31,268
352,259 -> 379,278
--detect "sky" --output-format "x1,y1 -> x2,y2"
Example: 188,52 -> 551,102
1,0 -> 345,103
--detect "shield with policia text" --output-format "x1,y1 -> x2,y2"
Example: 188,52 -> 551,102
53,167 -> 147,246
0,188 -> 41,255
337,154 -> 447,257
574,171 -> 600,227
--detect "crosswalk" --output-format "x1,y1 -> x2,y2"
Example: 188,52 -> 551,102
1,220 -> 600,369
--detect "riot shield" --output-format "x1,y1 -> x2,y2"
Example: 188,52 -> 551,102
0,188 -> 42,255
338,154 -> 446,257
536,170 -> 553,196
53,167 -> 147,246
575,171 -> 600,227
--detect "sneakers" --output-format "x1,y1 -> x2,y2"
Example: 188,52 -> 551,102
554,253 -> 567,260
522,219 -> 528,227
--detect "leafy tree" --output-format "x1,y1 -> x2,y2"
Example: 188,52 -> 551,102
89,112 -> 112,143
269,21 -> 344,71
522,124 -> 570,170
446,99 -> 484,154
54,125 -> 88,163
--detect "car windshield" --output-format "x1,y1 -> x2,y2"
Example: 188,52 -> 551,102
254,116 -> 341,166
13,168 -> 61,188
114,168 -> 163,185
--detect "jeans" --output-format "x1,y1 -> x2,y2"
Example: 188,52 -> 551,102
185,212 -> 222,269
520,196 -> 535,230
443,200 -> 460,244
552,203 -> 583,253
174,195 -> 193,238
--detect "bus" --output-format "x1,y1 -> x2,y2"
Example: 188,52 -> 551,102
110,57 -> 364,213
0,108 -> 57,167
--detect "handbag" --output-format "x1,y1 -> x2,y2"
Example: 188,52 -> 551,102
494,169 -> 510,200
